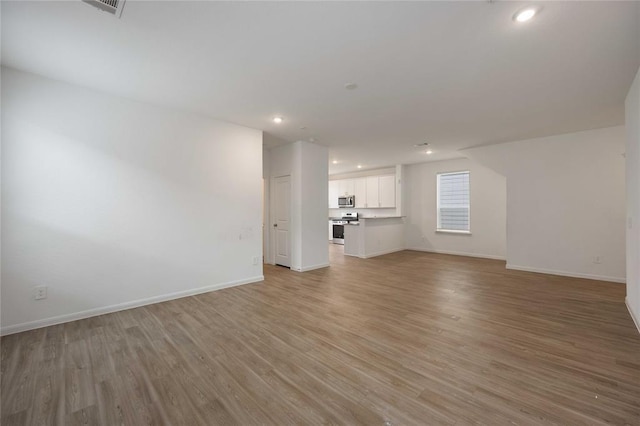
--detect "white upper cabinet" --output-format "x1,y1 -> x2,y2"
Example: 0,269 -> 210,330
366,176 -> 379,208
339,179 -> 355,197
354,178 -> 367,208
329,174 -> 395,209
378,175 -> 396,208
328,180 -> 339,208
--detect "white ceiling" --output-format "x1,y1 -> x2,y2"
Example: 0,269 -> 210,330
2,1 -> 639,174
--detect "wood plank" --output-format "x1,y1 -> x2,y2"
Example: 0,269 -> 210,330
1,245 -> 639,424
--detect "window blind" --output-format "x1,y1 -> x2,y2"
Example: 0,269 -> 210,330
437,171 -> 470,231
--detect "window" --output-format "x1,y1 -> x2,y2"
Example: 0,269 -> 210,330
437,171 -> 470,233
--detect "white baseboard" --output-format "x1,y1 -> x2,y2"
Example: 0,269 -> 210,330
298,263 -> 330,272
0,275 -> 264,336
407,247 -> 506,261
361,247 -> 405,259
506,264 -> 625,284
626,298 -> 640,334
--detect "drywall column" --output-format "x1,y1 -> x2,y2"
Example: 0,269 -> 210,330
269,140 -> 329,272
626,66 -> 640,331
296,141 -> 329,271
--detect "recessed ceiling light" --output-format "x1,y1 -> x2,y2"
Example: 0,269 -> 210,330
357,165 -> 363,169
513,7 -> 540,23
309,138 -> 316,142
332,160 -> 338,164
344,83 -> 358,90
426,150 -> 433,155
273,116 -> 283,124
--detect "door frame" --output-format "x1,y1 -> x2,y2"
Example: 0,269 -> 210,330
269,174 -> 292,266
262,178 -> 269,265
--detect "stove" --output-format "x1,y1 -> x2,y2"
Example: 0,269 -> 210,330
331,212 -> 358,244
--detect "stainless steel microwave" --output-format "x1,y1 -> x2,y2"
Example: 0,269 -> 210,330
338,196 -> 355,208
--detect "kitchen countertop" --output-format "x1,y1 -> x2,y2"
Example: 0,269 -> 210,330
330,216 -> 404,221
359,215 -> 405,219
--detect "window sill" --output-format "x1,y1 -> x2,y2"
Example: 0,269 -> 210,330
436,229 -> 472,235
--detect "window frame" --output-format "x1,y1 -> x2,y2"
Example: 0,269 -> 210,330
436,170 -> 471,234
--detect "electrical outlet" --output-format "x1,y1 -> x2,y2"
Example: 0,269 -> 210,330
252,256 -> 260,265
34,286 -> 47,300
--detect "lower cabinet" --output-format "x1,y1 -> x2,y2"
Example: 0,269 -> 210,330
343,225 -> 361,256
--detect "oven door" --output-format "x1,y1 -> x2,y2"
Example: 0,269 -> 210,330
332,223 -> 345,244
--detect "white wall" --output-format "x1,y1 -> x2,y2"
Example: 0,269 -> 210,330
467,126 -> 626,283
1,67 -> 264,334
626,67 -> 640,330
404,158 -> 507,260
0,62 -> 3,330
269,140 -> 328,272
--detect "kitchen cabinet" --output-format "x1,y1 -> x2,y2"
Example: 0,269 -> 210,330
328,180 -> 339,208
378,175 -> 396,208
365,176 -> 379,208
343,224 -> 362,256
340,179 -> 355,197
354,178 -> 367,208
329,173 -> 395,209
364,175 -> 395,208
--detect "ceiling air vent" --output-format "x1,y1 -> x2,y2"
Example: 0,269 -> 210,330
83,0 -> 126,18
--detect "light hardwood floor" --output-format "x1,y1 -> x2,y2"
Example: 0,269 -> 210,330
2,245 -> 639,425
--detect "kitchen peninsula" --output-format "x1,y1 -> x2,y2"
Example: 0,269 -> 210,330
344,216 -> 405,258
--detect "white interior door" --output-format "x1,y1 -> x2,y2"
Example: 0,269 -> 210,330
273,175 -> 291,267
